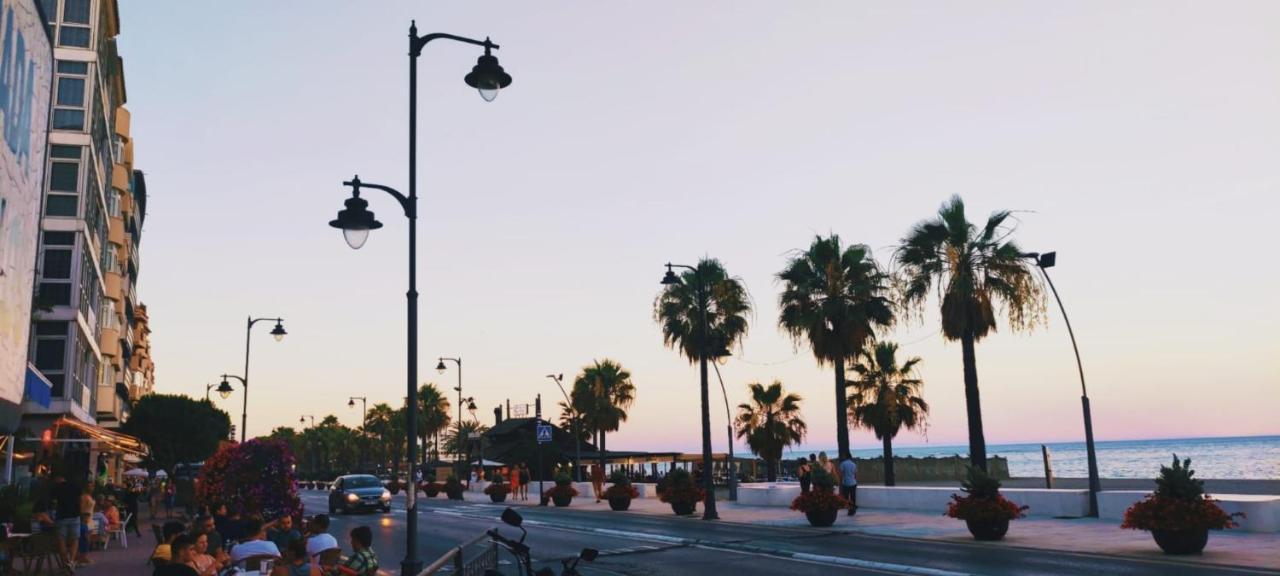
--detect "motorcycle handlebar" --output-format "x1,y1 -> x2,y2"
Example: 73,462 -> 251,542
487,529 -> 530,556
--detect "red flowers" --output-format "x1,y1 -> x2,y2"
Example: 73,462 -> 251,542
1122,496 -> 1241,531
196,439 -> 303,520
790,489 -> 850,514
944,493 -> 1028,523
603,483 -> 640,499
545,484 -> 580,499
483,482 -> 511,496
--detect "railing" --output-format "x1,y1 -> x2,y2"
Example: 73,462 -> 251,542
418,532 -> 498,576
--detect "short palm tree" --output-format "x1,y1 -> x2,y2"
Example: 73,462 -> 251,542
364,402 -> 398,472
655,258 -> 751,520
734,381 -> 806,482
571,359 -> 636,471
849,342 -> 929,486
417,383 -> 451,463
443,421 -> 489,466
778,235 -> 893,460
896,196 -> 1043,469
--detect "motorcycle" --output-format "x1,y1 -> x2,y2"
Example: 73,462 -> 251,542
485,507 -> 599,576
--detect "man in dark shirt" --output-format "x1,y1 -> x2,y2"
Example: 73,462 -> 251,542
51,475 -> 82,567
152,534 -> 198,576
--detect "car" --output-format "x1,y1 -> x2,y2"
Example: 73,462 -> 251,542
328,474 -> 392,514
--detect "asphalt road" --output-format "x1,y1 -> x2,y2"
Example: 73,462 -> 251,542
300,490 -> 1278,576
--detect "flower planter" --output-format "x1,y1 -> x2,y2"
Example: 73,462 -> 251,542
423,486 -> 439,498
489,493 -> 508,503
805,509 -> 839,527
965,518 -> 1010,541
608,496 -> 632,511
671,502 -> 696,516
1151,529 -> 1209,555
552,495 -> 573,507
447,490 -> 464,501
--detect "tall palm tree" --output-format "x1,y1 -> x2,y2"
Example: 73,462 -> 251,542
778,235 -> 894,460
570,359 -> 636,471
849,342 -> 929,486
417,383 -> 451,463
364,403 -> 398,473
896,196 -> 1043,470
734,381 -> 806,482
655,258 -> 751,520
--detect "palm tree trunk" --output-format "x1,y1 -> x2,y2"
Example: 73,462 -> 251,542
599,429 -> 607,472
835,355 -> 850,459
699,353 -> 718,519
961,330 -> 987,470
883,435 -> 895,486
766,458 -> 777,483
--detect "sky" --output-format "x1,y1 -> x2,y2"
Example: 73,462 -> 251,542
114,1 -> 1279,453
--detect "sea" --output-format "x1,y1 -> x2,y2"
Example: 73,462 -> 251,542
783,435 -> 1279,479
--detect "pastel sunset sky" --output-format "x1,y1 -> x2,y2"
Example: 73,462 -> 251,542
116,1 -> 1278,453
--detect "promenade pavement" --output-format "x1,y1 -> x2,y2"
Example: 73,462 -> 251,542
459,485 -> 1280,571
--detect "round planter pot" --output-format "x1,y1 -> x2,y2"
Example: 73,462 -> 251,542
608,496 -> 632,511
671,502 -> 697,516
489,493 -> 508,503
424,487 -> 439,498
1152,529 -> 1209,555
552,495 -> 573,507
805,509 -> 839,527
389,486 -> 400,496
447,491 -> 464,501
965,518 -> 1010,541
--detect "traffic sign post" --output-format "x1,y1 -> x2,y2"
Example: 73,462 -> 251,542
535,394 -> 546,505
536,424 -> 552,444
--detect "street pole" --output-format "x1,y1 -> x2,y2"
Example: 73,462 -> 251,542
535,393 -> 545,505
547,374 -> 582,482
241,316 -> 285,442
349,397 -> 367,471
439,357 -> 463,479
662,263 -> 719,520
712,362 -> 737,501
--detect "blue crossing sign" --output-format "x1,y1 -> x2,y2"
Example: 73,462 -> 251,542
536,424 -> 553,444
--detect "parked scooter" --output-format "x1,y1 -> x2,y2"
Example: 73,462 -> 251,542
486,507 -> 598,576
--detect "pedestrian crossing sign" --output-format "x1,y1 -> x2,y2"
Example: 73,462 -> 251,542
536,424 -> 553,444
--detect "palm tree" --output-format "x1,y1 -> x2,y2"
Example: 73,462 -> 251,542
417,383 -> 451,463
570,359 -> 636,472
896,196 -> 1043,470
849,342 -> 929,486
734,381 -> 806,482
655,258 -> 751,520
556,400 -> 592,444
364,403 -> 398,473
778,235 -> 894,460
443,421 -> 489,468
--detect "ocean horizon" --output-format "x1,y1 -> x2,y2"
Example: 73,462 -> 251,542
780,434 -> 1279,480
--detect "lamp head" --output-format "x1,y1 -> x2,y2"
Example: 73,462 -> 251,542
216,381 -> 234,399
330,177 -> 384,250
660,264 -> 681,286
348,398 -> 355,408
270,320 -> 287,342
436,360 -> 447,374
1038,251 -> 1057,268
464,40 -> 512,102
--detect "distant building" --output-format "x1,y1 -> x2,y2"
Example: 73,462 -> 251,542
0,0 -> 53,435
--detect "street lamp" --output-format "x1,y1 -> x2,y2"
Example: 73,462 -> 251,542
437,357 -> 463,478
1024,251 -> 1102,518
219,375 -> 246,434
660,262 -> 720,520
327,22 -> 509,574
206,382 -> 234,401
239,316 -> 286,442
546,373 -> 583,482
349,397 -> 369,472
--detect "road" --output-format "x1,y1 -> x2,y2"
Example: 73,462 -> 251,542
299,490 -> 1277,576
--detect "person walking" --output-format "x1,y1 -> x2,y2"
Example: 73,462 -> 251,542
797,458 -> 812,493
518,464 -> 531,501
591,464 -> 606,503
839,452 -> 858,516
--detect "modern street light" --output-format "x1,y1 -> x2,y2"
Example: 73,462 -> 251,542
660,263 -> 720,520
327,23 -> 509,573
546,374 -> 583,482
239,316 -> 286,442
436,357 -> 464,479
206,382 -> 234,402
1023,251 -> 1101,518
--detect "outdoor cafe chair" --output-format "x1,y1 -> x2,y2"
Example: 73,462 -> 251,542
240,553 -> 278,573
107,512 -> 132,549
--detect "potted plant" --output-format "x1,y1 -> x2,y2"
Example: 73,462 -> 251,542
387,478 -> 401,496
658,468 -> 703,516
484,473 -> 511,503
1121,455 -> 1242,555
603,470 -> 639,511
444,476 -> 465,501
944,466 -> 1028,541
545,469 -> 579,507
790,468 -> 848,527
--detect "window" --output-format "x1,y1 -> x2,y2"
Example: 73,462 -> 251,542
33,321 -> 69,397
39,232 -> 75,307
50,144 -> 82,159
52,60 -> 89,131
39,0 -> 56,37
46,159 -> 80,217
61,0 -> 89,24
56,61 -> 87,75
79,247 -> 100,335
72,333 -> 98,406
58,25 -> 90,48
42,249 -> 72,279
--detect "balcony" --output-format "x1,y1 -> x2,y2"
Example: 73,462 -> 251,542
99,326 -> 119,357
114,107 -> 130,139
111,163 -> 129,193
103,270 -> 122,302
108,216 -> 125,246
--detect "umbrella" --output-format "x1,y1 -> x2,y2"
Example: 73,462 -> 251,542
470,459 -> 505,466
123,468 -> 149,477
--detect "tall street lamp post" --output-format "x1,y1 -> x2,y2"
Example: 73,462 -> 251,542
661,263 -> 719,520
1024,251 -> 1101,517
436,357 -> 463,478
240,317 -> 286,442
327,24 -> 510,573
219,375 -> 246,439
300,415 -> 317,477
710,362 -> 737,501
349,396 -> 368,471
546,374 -> 582,482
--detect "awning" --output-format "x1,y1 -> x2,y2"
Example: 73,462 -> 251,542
24,366 -> 52,408
51,417 -> 148,457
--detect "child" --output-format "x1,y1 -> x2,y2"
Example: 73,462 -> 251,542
335,526 -> 377,576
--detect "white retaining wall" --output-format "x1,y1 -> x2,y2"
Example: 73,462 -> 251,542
1098,491 -> 1280,533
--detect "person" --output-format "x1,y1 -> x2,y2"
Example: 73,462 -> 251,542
273,538 -> 311,576
187,532 -> 221,576
89,502 -> 109,552
267,514 -> 302,552
518,464 -> 530,501
154,534 -> 199,576
77,483 -> 96,564
152,521 -> 189,564
123,483 -> 143,537
220,507 -> 247,545
839,452 -> 858,516
228,519 -> 282,569
797,457 -> 812,493
304,514 -> 339,559
191,514 -> 226,559
591,463 -> 605,503
51,474 -> 82,568
150,480 -> 163,520
164,481 -> 177,518
335,526 -> 378,576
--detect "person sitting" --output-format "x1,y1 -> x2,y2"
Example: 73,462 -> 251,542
220,507 -> 247,545
272,538 -> 311,576
186,533 -> 221,576
335,526 -> 378,576
266,514 -> 302,551
101,496 -> 121,532
152,521 -> 188,565
228,519 -> 281,569
304,514 -> 338,559
154,534 -> 199,576
190,514 -> 226,559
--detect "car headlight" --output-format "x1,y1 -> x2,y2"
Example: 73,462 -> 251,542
380,490 -> 391,500
347,493 -> 359,502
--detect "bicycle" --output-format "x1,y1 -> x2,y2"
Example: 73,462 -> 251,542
485,507 -> 598,576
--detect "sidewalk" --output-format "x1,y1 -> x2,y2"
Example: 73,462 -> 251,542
76,505 -> 173,576
456,488 -> 1280,571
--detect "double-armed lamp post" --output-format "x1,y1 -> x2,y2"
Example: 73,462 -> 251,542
436,357 -> 464,477
1023,251 -> 1101,518
239,317 -> 286,442
327,21 -> 511,576
205,382 -> 233,402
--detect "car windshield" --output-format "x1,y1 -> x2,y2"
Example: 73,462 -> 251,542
345,476 -> 380,489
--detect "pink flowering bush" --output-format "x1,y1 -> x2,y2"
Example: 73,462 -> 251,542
197,439 -> 302,520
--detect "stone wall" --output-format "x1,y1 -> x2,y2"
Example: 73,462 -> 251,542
849,456 -> 1009,484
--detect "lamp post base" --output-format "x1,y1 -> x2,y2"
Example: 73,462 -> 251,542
401,559 -> 423,575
